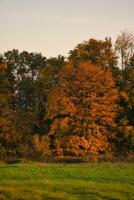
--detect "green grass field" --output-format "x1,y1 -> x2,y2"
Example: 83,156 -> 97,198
0,162 -> 134,200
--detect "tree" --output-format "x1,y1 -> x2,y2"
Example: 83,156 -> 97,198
68,38 -> 117,70
34,55 -> 65,135
47,55 -> 65,69
0,62 -> 19,158
115,31 -> 134,86
4,49 -> 46,110
1,50 -> 47,157
114,32 -> 134,154
45,62 -> 118,156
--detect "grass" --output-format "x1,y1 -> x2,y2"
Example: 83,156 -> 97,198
0,162 -> 134,200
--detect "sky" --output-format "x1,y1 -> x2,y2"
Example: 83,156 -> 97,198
0,0 -> 134,58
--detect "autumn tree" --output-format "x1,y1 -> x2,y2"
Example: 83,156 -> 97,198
68,38 -> 117,70
45,62 -> 118,156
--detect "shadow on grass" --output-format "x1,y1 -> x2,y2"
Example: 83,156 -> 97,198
44,157 -> 86,164
4,160 -> 21,164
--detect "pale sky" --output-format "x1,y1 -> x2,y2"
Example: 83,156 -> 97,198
0,0 -> 134,57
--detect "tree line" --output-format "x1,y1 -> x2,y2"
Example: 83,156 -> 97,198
0,31 -> 134,160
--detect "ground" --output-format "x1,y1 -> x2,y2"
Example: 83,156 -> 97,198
0,162 -> 134,200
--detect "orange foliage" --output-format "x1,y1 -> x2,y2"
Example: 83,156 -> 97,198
45,62 -> 118,155
120,91 -> 128,102
0,63 -> 7,70
53,136 -> 90,156
45,86 -> 76,120
32,135 -> 50,156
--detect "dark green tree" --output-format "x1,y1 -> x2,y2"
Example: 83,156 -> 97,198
68,38 -> 117,70
0,61 -> 19,158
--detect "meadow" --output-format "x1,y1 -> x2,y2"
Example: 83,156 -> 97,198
0,162 -> 134,200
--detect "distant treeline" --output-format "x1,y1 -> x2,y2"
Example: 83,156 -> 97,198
0,31 -> 134,160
